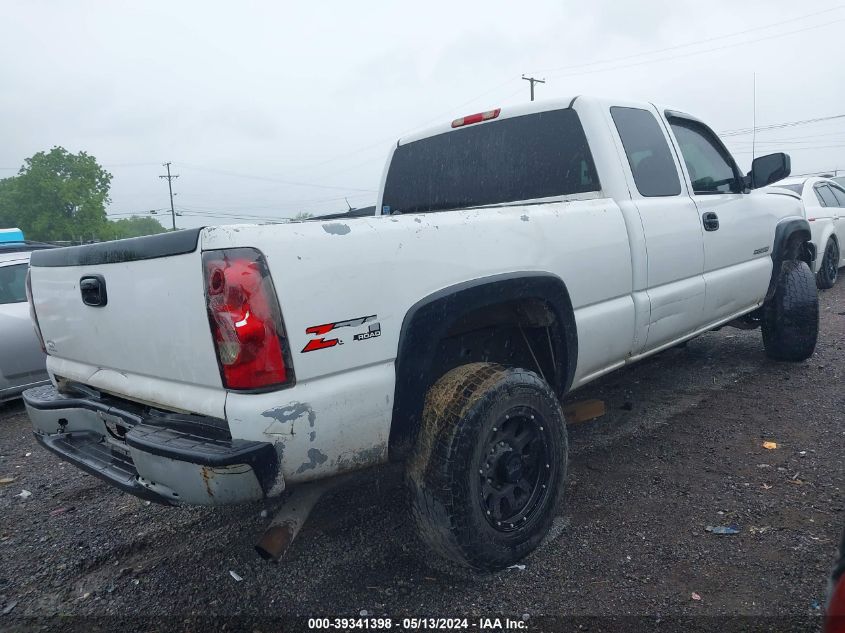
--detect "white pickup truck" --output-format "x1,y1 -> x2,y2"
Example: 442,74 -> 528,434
23,96 -> 818,570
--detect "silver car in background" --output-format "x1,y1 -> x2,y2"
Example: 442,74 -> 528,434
0,248 -> 49,402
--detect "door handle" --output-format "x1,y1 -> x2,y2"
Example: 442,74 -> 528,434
702,212 -> 719,231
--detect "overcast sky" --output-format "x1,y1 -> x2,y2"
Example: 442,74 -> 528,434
1,1 -> 844,229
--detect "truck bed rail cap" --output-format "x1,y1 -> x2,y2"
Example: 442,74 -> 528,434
30,228 -> 203,267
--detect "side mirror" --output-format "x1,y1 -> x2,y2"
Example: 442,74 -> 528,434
747,152 -> 791,189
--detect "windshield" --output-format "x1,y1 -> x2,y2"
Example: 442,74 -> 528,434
381,108 -> 600,214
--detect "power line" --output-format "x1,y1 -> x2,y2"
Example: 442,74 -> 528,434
727,130 -> 845,144
174,191 -> 372,210
534,15 -> 845,80
732,143 -> 845,155
249,9 -> 843,180
159,162 -> 179,230
720,114 -> 845,136
530,5 -> 844,75
177,210 -> 288,223
179,164 -> 377,193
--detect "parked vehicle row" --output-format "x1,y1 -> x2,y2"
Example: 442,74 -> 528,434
0,238 -> 52,403
768,177 -> 845,289
21,95 -> 819,569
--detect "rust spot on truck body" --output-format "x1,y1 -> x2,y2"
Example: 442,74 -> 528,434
200,466 -> 214,498
295,448 -> 328,474
262,402 -> 316,435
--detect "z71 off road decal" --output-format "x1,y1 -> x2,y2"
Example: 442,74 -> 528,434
301,315 -> 378,353
353,322 -> 381,341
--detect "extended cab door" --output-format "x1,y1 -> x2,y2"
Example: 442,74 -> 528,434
608,104 -> 705,352
665,113 -> 772,323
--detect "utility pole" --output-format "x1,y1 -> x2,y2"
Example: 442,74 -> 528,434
522,75 -> 546,101
159,162 -> 179,230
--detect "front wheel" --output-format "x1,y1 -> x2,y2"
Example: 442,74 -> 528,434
762,260 -> 819,361
406,363 -> 567,570
816,238 -> 839,289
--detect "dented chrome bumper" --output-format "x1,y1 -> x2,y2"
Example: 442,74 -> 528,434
23,384 -> 282,505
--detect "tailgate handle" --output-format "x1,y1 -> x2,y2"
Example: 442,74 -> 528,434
80,275 -> 108,307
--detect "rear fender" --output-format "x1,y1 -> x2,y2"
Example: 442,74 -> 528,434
389,271 -> 577,460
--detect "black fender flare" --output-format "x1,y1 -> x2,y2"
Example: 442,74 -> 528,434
766,217 -> 814,302
389,271 -> 578,460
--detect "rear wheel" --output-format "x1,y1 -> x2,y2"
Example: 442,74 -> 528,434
406,363 -> 567,570
816,237 -> 839,289
762,260 -> 819,361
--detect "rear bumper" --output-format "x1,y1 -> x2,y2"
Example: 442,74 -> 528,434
23,384 -> 283,505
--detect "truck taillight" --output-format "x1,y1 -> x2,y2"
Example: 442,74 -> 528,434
451,108 -> 500,128
25,268 -> 47,354
202,248 -> 294,390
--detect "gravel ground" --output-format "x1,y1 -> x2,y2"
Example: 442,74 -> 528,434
1,281 -> 844,631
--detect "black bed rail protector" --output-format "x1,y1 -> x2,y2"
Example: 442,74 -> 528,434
29,228 -> 202,267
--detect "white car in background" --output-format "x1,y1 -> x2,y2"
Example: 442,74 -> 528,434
0,246 -> 51,402
769,176 -> 845,288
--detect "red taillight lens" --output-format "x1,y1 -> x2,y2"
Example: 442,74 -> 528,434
202,248 -> 293,390
25,268 -> 47,354
451,108 -> 501,128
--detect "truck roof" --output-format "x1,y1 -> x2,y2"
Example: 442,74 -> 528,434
396,96 -> 682,147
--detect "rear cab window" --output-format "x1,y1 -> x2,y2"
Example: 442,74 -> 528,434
0,262 -> 28,304
381,108 -> 600,214
610,106 -> 681,197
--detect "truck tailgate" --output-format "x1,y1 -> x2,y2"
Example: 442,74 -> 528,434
28,230 -> 224,413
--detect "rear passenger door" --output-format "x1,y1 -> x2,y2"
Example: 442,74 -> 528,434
609,105 -> 705,353
666,114 -> 773,324
825,183 -> 845,266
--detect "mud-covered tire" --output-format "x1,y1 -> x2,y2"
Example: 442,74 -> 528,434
816,238 -> 839,289
406,363 -> 567,571
762,260 -> 819,361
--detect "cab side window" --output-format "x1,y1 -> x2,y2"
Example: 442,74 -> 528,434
0,263 -> 28,305
816,185 -> 838,207
829,184 -> 845,207
668,117 -> 742,194
611,107 -> 681,197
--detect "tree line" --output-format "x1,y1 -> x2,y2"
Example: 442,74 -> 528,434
0,147 -> 165,243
